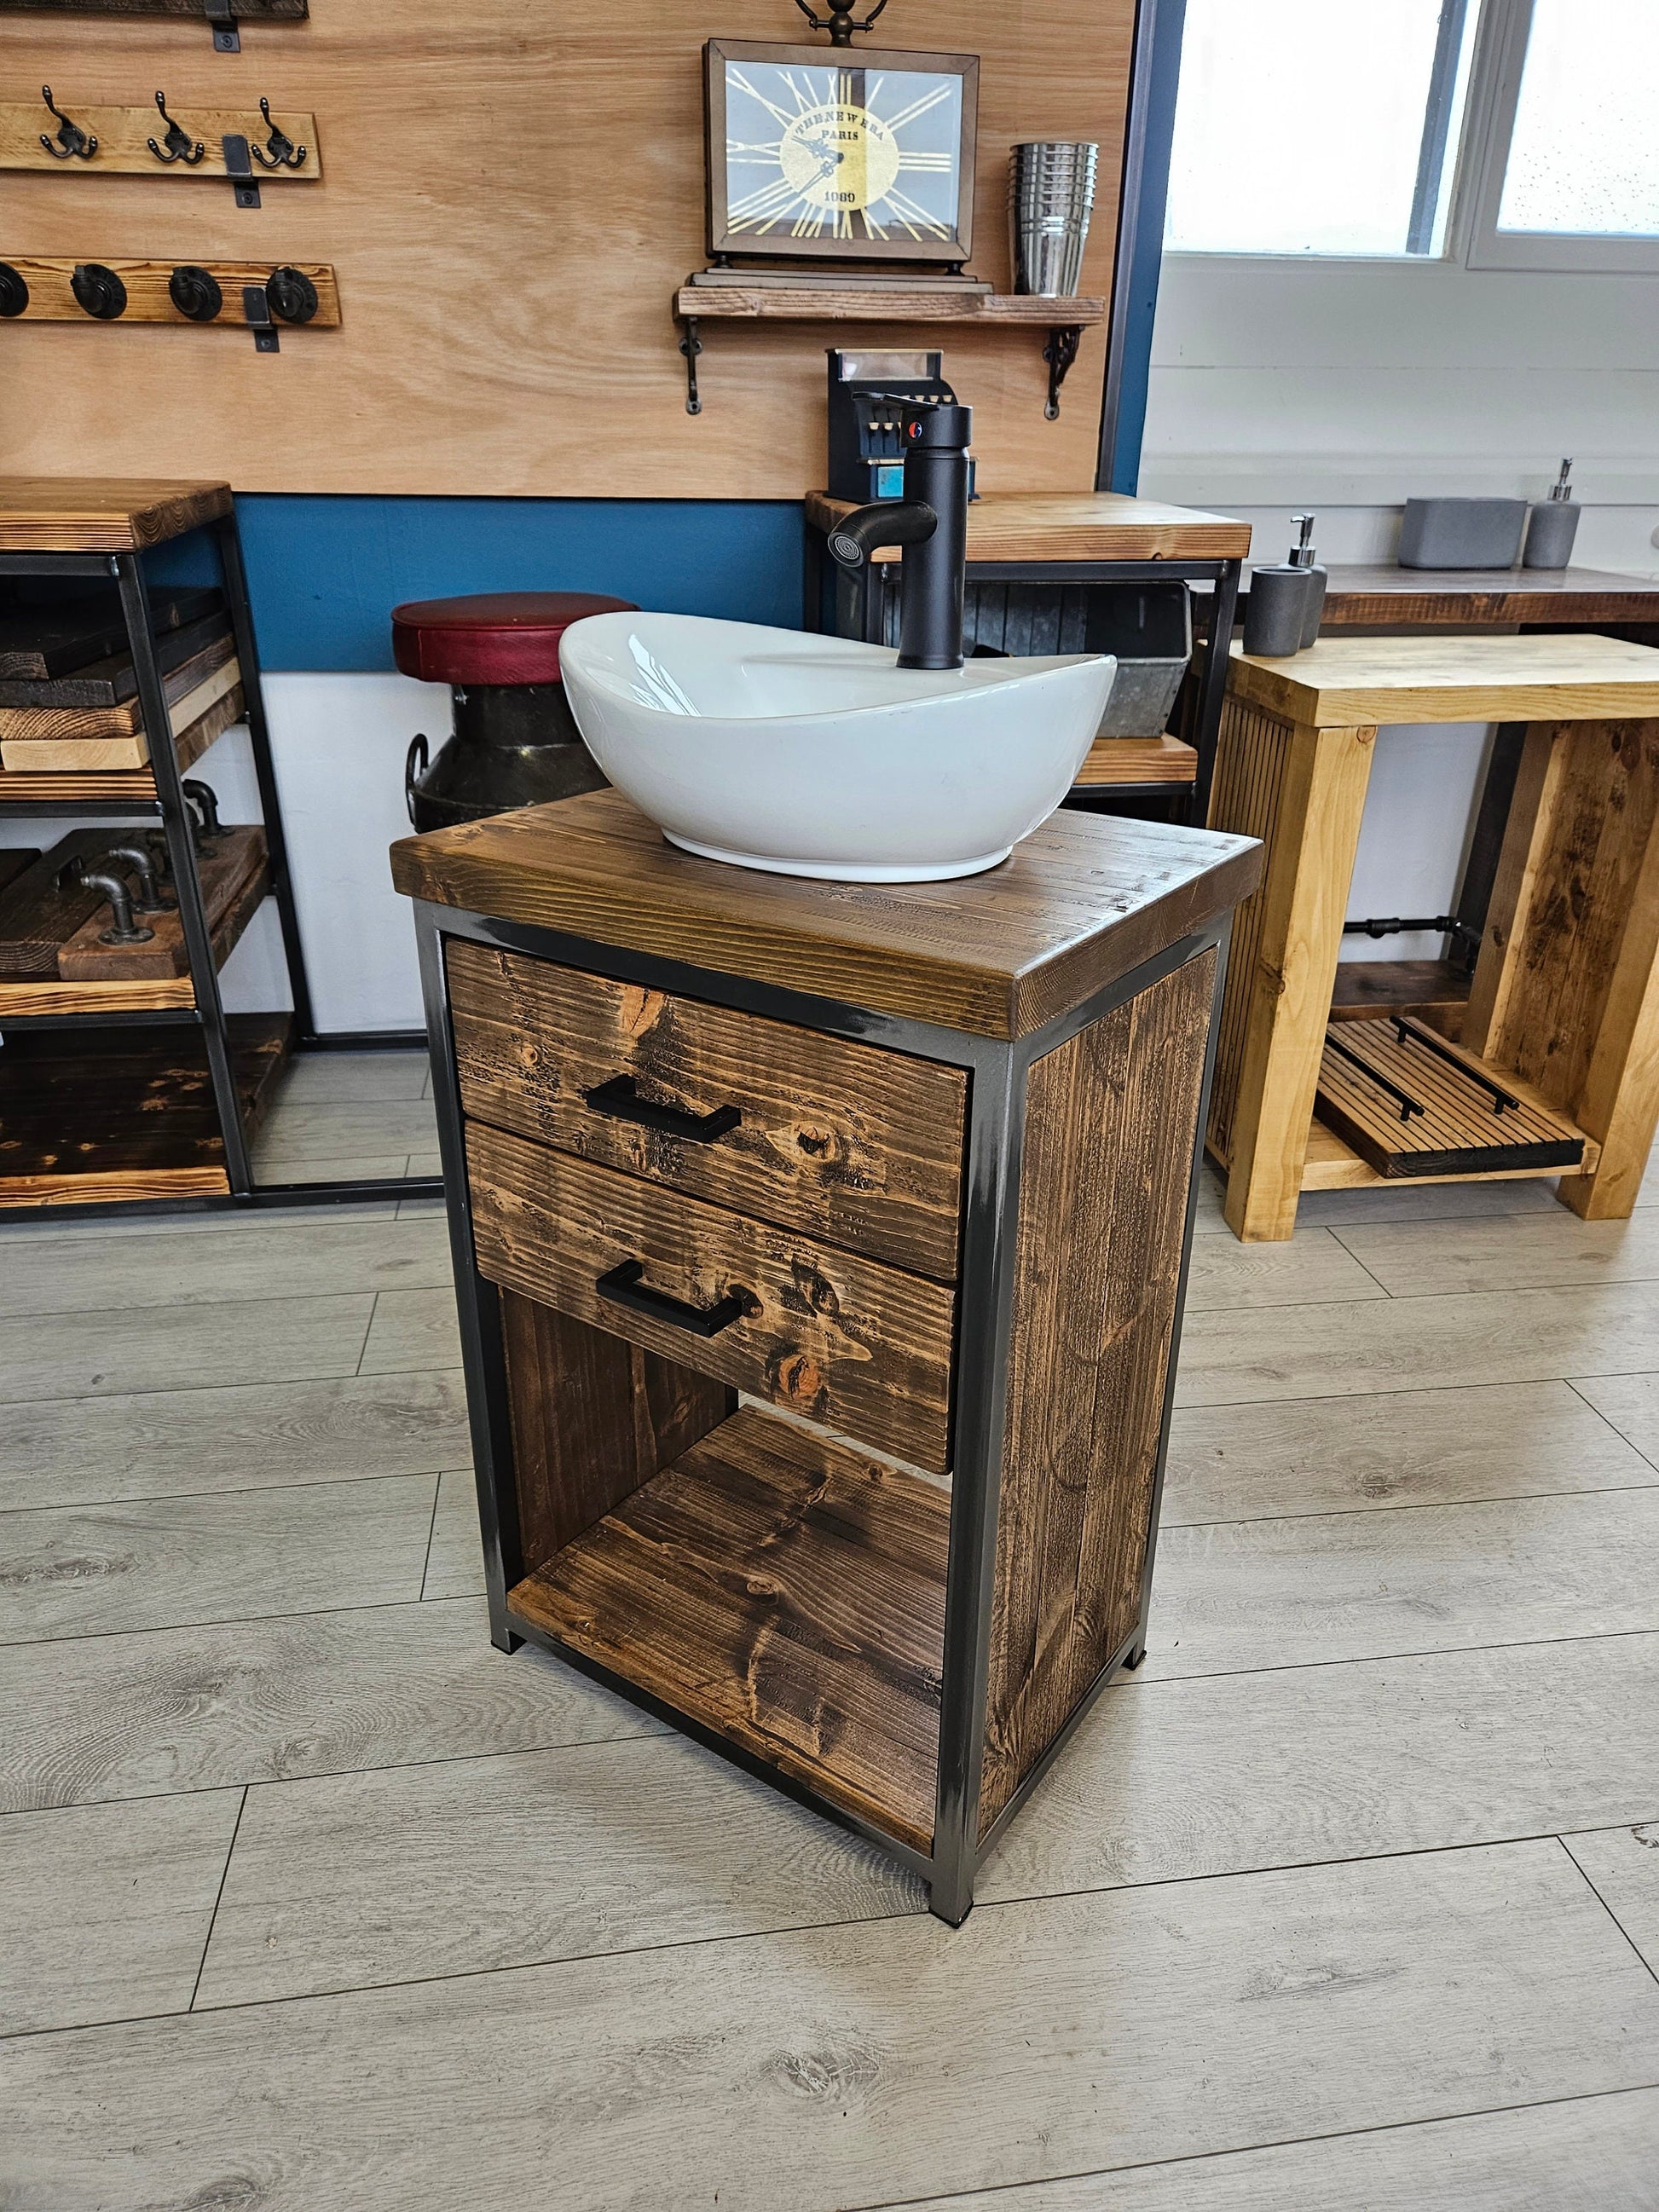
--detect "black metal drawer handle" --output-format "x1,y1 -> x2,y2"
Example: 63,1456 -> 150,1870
595,1258 -> 748,1339
583,1074 -> 741,1145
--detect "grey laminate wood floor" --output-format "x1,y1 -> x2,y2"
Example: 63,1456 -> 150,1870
3,1051 -> 1659,2210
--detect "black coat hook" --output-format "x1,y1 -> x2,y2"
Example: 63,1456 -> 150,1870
793,0 -> 888,43
249,96 -> 307,170
40,86 -> 96,160
148,90 -> 205,166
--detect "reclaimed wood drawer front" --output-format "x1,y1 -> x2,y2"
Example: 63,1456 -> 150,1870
447,939 -> 966,1281
466,1119 -> 957,1475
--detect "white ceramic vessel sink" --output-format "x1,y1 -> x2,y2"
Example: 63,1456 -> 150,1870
558,612 -> 1117,882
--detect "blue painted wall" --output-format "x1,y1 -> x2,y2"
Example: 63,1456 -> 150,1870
147,496 -> 805,672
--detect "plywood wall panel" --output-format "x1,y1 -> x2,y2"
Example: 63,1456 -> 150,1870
0,0 -> 1132,497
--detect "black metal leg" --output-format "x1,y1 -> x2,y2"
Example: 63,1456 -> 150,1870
416,908 -> 524,1651
928,1038 -> 1025,1926
215,509 -> 317,1045
1189,558 -> 1240,826
114,552 -> 253,1194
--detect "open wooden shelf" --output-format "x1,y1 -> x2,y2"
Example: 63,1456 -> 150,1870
508,1402 -> 949,1852
674,284 -> 1103,326
0,1012 -> 289,1206
1074,734 -> 1197,788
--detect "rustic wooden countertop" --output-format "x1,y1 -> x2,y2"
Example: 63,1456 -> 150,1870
806,491 -> 1252,566
1305,563 -> 1659,630
0,477 -> 233,554
1228,632 -> 1659,729
391,789 -> 1261,1042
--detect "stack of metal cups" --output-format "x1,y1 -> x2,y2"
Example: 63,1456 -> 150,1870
1009,141 -> 1099,296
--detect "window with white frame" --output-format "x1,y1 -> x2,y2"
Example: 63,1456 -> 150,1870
1165,0 -> 1659,271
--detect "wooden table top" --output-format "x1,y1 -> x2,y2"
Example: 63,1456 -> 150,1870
0,478 -> 233,554
1228,632 -> 1659,729
806,492 -> 1252,566
390,789 -> 1261,1042
1312,563 -> 1659,629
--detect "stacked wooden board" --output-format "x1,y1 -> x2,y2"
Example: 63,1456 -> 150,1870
0,588 -> 240,771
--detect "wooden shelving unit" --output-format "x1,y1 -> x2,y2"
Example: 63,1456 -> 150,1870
673,283 -> 1104,418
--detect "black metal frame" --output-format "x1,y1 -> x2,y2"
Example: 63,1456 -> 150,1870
801,534 -> 1241,823
0,518 -> 441,1218
413,893 -> 1230,1925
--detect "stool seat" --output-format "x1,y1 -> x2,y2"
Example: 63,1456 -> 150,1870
391,591 -> 636,688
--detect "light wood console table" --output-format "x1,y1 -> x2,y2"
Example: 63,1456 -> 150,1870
1206,634 -> 1659,1241
393,791 -> 1258,1920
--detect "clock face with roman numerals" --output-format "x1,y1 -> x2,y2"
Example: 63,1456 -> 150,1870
706,42 -> 977,263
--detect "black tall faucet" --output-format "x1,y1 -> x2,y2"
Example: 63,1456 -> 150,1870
825,400 -> 971,671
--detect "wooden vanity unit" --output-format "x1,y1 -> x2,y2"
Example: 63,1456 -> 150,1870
391,791 -> 1259,1921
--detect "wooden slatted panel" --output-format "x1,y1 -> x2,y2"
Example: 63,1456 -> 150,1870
510,1404 -> 948,1853
979,948 -> 1215,1836
1314,1019 -> 1585,1179
1203,695 -> 1294,1164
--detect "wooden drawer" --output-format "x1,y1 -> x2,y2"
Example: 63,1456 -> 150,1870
466,1119 -> 956,1475
448,939 -> 966,1281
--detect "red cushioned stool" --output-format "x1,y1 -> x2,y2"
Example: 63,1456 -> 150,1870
392,590 -> 636,831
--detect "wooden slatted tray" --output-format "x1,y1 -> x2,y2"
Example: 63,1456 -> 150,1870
1314,1015 -> 1587,1179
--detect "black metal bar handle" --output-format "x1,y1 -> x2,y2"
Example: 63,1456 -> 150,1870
1391,1015 -> 1520,1114
583,1074 -> 741,1145
594,1258 -> 748,1339
1325,1027 -> 1424,1123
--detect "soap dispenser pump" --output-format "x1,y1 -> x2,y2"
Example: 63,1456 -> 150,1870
1287,512 -> 1327,648
1523,459 -> 1581,569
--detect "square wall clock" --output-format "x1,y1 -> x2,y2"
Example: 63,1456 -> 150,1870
704,39 -> 980,263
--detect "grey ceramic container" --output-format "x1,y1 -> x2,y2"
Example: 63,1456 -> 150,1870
1397,497 -> 1528,569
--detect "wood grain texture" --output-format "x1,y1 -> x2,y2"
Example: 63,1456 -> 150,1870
0,606 -> 228,707
0,829 -> 130,978
0,1473 -> 433,1643
1314,1019 -> 1586,1179
511,1405 -> 948,1852
0,1595 -> 654,1816
466,1119 -> 956,1473
2,259 -> 341,327
6,1842 -> 1658,2211
979,950 -> 1215,1835
806,490 -> 1252,563
1562,1824 -> 1659,1978
1205,700 -> 1376,1239
500,1287 -> 734,1570
0,476 -> 228,552
1142,1487 -> 1659,1681
0,1789 -> 242,2036
0,101 -> 320,178
0,673 -> 244,773
682,287 -> 1102,322
448,938 -> 967,1279
1228,633 -> 1659,731
0,629 -> 234,742
0,3 -> 1133,498
393,789 -> 1261,1043
1330,958 -> 1469,1030
892,2087 -> 1659,2212
57,823 -> 265,979
1074,734 -> 1198,788
1298,1114 -> 1590,1193
0,0 -> 306,14
1316,560 -> 1659,631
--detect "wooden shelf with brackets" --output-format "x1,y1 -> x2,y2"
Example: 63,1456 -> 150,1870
671,282 -> 1106,419
0,0 -> 307,55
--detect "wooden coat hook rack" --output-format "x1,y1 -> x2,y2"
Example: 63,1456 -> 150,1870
0,257 -> 339,349
1,90 -> 321,204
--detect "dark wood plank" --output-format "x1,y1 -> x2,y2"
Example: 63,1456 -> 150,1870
0,608 -> 228,707
392,789 -> 1262,1042
500,1288 -> 735,1570
0,1014 -> 289,1204
1315,563 -> 1659,631
1331,958 -> 1469,1033
0,585 -> 223,681
57,827 -> 266,980
510,1405 -> 948,1851
0,0 -> 305,14
465,1120 -> 956,1473
0,482 -> 231,555
0,627 -> 234,736
0,851 -> 35,895
980,948 -> 1215,1835
0,831 -> 137,979
448,939 -> 967,1280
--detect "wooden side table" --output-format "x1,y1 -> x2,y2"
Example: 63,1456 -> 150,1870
392,791 -> 1259,1920
1205,635 -> 1659,1240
